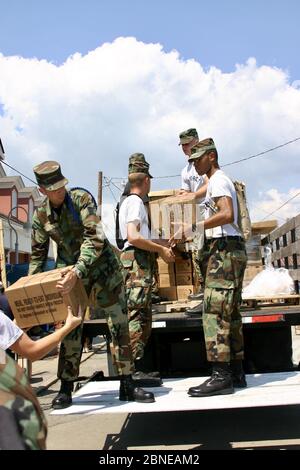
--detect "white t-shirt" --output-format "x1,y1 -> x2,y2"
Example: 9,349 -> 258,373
119,194 -> 150,250
204,170 -> 240,238
181,163 -> 206,199
0,310 -> 23,350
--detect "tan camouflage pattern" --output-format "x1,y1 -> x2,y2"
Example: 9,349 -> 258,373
151,255 -> 160,295
0,353 -> 47,450
191,250 -> 202,289
33,160 -> 69,191
188,137 -> 216,162
29,188 -> 134,378
199,237 -> 247,363
128,153 -> 152,178
178,128 -> 198,145
120,248 -> 155,361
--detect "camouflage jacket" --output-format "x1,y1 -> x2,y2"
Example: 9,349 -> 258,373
0,353 -> 47,450
29,189 -> 117,280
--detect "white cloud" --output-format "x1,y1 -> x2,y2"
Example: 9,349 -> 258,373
1,36 -> 300,240
249,188 -> 300,223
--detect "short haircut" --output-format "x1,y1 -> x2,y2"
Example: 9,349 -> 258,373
128,172 -> 148,187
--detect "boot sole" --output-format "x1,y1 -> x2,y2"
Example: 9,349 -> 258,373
119,397 -> 155,403
52,402 -> 72,409
188,387 -> 234,397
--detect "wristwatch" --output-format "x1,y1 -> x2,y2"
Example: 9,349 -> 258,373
72,266 -> 83,279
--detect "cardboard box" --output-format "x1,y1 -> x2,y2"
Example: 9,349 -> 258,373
176,273 -> 193,285
177,285 -> 196,300
149,193 -> 204,238
175,259 -> 192,273
157,258 -> 175,275
159,272 -> 176,287
158,287 -> 178,301
5,268 -> 88,328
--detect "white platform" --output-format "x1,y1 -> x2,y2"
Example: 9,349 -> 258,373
51,372 -> 300,415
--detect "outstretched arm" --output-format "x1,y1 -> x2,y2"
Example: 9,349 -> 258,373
11,307 -> 82,362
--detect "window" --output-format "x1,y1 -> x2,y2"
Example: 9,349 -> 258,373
11,189 -> 17,217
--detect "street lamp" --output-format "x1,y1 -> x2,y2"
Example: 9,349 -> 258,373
7,206 -> 31,265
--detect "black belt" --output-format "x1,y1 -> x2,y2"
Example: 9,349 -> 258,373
207,236 -> 244,242
124,246 -> 149,254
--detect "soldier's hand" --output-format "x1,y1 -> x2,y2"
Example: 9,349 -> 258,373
64,306 -> 82,331
160,246 -> 175,263
60,267 -> 73,277
172,221 -> 195,242
56,269 -> 77,294
178,189 -> 189,195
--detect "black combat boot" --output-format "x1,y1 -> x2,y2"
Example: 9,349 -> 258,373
231,360 -> 247,388
188,362 -> 234,397
52,380 -> 74,409
185,302 -> 203,316
188,290 -> 204,301
119,375 -> 155,403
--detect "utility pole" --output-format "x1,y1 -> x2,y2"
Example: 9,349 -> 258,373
98,171 -> 103,219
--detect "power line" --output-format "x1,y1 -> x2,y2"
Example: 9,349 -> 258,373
249,203 -> 286,223
222,136 -> 300,168
107,136 -> 300,179
260,190 -> 300,221
1,160 -> 37,185
110,180 -> 122,192
103,176 -> 118,203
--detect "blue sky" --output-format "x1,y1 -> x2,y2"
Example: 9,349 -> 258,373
1,0 -> 300,232
1,0 -> 300,80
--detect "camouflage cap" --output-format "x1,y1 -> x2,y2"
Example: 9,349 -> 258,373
33,161 -> 69,191
178,128 -> 199,146
188,138 -> 216,162
128,153 -> 153,178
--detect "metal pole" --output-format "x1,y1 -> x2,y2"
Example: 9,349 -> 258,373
98,171 -> 103,220
15,236 -> 19,264
7,206 -> 29,265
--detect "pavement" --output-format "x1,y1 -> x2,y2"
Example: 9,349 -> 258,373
31,336 -> 132,450
29,328 -> 300,450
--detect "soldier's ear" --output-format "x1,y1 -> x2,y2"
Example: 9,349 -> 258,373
39,186 -> 47,196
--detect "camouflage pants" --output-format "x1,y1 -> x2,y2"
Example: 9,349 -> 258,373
58,258 -> 134,381
120,248 -> 155,361
0,353 -> 47,450
151,255 -> 160,295
199,237 -> 247,363
191,250 -> 202,289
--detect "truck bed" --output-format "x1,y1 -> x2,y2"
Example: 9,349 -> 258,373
51,371 -> 300,415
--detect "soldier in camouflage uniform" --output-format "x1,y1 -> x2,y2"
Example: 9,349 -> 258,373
178,129 -> 208,314
172,139 -> 247,397
119,154 -> 175,383
29,161 -> 154,407
0,352 -> 47,449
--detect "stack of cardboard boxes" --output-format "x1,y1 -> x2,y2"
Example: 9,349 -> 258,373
158,253 -> 195,301
243,221 -> 278,288
149,189 -> 197,301
149,188 -> 279,300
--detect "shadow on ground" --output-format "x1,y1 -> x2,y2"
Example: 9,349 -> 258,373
103,405 -> 300,450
